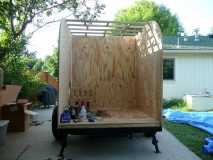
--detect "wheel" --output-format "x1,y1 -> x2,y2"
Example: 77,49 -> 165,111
144,132 -> 153,137
52,106 -> 64,141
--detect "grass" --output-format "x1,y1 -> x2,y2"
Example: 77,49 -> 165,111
163,119 -> 213,160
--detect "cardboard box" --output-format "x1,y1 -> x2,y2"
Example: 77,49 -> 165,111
2,102 -> 30,132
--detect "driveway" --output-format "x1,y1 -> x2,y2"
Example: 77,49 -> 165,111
0,108 -> 201,160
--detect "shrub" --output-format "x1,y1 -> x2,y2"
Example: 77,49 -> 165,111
163,98 -> 187,109
0,54 -> 46,99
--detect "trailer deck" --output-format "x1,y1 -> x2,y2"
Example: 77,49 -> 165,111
60,110 -> 160,129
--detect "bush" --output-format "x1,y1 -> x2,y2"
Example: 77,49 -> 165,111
43,48 -> 59,79
0,54 -> 46,99
163,98 -> 187,109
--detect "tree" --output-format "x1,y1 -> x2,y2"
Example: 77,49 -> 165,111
0,0 -> 105,39
0,0 -> 105,58
43,48 -> 59,78
0,54 -> 45,98
114,0 -> 182,35
0,30 -> 28,58
33,59 -> 44,72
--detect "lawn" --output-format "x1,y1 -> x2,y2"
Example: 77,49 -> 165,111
163,119 -> 213,160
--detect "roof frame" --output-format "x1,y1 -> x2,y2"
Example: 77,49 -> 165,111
66,19 -> 144,37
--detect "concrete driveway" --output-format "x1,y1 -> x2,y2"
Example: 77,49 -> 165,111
0,108 -> 201,160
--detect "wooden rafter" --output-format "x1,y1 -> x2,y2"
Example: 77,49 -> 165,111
66,19 -> 144,36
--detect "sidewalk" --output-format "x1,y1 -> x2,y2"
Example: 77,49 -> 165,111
0,108 -> 201,160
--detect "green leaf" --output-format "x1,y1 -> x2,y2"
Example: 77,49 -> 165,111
114,0 -> 183,35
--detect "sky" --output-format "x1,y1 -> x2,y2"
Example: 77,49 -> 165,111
27,0 -> 213,59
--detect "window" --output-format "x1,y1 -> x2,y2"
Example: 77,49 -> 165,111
163,58 -> 175,80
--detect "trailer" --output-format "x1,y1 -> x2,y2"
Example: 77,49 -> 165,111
52,19 -> 163,158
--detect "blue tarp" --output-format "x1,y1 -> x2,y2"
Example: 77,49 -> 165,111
163,109 -> 213,134
203,137 -> 213,154
163,109 -> 213,154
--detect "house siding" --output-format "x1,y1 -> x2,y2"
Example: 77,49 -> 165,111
163,52 -> 213,99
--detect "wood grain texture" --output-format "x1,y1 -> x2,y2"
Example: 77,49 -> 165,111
58,19 -> 72,120
39,72 -> 58,90
135,21 -> 163,121
71,36 -> 136,111
59,110 -> 160,129
59,20 -> 163,127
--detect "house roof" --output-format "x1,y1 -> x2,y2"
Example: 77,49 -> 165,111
163,35 -> 213,50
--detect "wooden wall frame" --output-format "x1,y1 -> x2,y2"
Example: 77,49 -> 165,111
58,19 -> 163,128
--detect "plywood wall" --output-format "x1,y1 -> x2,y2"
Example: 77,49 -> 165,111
70,37 -> 136,110
135,21 -> 163,121
58,19 -> 72,118
59,20 -> 162,123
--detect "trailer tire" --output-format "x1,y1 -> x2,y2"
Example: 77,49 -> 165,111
52,106 -> 64,141
144,132 -> 153,137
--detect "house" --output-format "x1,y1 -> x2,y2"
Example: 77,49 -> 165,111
163,35 -> 213,99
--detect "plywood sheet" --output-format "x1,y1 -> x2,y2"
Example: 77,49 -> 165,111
58,19 -> 72,119
59,110 -> 160,129
70,37 -> 136,110
135,21 -> 163,121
